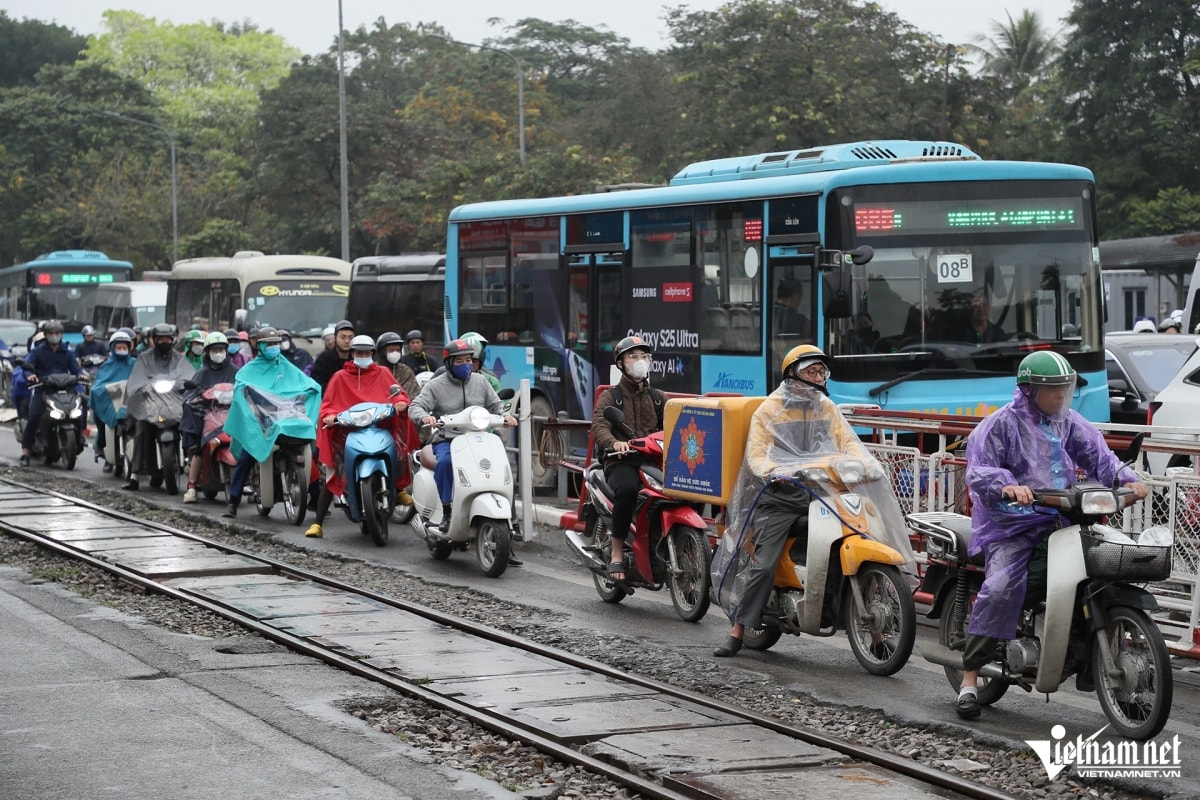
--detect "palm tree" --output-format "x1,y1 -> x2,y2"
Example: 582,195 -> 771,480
968,9 -> 1060,93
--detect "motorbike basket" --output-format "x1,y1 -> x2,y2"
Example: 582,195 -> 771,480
1081,533 -> 1171,582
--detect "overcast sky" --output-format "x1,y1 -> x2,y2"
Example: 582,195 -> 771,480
7,1 -> 1076,56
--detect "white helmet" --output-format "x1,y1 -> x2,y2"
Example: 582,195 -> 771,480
415,370 -> 435,389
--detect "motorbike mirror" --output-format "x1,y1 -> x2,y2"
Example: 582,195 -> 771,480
498,388 -> 515,401
388,384 -> 401,396
603,404 -> 635,437
1121,432 -> 1145,466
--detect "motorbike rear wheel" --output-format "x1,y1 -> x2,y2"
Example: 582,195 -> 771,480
1093,605 -> 1173,740
667,525 -> 712,622
59,427 -> 77,471
360,475 -> 390,547
937,583 -> 1008,706
159,441 -> 178,495
280,449 -> 308,525
584,515 -> 627,604
476,519 -> 511,577
844,563 -> 915,676
742,623 -> 783,651
428,539 -> 454,560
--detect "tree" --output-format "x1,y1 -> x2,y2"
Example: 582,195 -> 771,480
1056,0 -> 1200,238
967,10 -> 1060,95
0,12 -> 86,88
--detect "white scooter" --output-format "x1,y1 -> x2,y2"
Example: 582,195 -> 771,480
410,405 -> 514,577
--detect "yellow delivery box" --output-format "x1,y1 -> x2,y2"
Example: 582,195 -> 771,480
663,396 -> 766,505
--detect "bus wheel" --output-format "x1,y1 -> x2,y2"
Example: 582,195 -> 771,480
529,395 -> 556,489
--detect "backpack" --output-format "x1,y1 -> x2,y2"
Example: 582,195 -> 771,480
607,383 -> 666,435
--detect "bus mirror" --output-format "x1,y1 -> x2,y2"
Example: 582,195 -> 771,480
849,245 -> 874,266
822,268 -> 853,319
233,308 -> 247,330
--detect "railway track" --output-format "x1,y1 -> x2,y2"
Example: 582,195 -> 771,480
0,476 -> 1015,800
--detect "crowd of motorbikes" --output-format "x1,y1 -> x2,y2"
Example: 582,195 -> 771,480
8,343 -> 1180,739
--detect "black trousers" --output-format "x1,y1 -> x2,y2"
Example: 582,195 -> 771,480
605,460 -> 642,545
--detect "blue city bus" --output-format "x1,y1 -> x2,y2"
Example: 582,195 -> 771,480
0,250 -> 135,345
446,140 -> 1107,424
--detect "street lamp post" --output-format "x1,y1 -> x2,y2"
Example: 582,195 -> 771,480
434,36 -> 525,166
103,111 -> 178,265
336,0 -> 350,261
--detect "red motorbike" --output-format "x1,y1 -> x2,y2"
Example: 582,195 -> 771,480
193,382 -> 236,500
564,406 -> 713,622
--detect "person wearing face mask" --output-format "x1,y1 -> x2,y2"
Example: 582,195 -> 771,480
88,330 -> 137,472
712,344 -> 880,658
19,319 -> 87,467
121,323 -> 195,490
180,332 -> 240,503
226,329 -> 252,368
279,330 -> 314,373
409,339 -> 516,540
310,319 -> 356,390
375,331 -> 420,399
182,329 -> 206,371
305,335 -> 411,538
589,336 -> 663,582
221,327 -> 320,518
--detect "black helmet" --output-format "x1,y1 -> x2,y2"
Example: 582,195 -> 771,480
334,319 -> 355,334
376,331 -> 403,349
223,328 -> 238,340
42,319 -> 64,334
614,335 -> 652,362
256,326 -> 282,344
151,322 -> 176,340
405,329 -> 423,343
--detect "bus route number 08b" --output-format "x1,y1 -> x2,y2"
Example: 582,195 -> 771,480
936,253 -> 973,284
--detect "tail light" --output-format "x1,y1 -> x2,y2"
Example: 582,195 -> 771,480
1148,401 -> 1161,426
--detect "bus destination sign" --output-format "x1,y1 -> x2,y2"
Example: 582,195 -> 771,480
854,197 -> 1085,236
35,271 -> 118,285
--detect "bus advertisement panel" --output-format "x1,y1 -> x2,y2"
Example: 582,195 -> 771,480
446,141 -> 1107,427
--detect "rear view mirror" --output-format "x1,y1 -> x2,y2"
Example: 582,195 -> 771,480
498,388 -> 515,401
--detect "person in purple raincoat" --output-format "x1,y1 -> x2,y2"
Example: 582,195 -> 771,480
955,351 -> 1148,720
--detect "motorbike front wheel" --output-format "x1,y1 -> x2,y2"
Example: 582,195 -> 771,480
280,449 -> 309,525
59,427 -> 77,471
584,515 -> 627,604
937,584 -> 1008,706
360,475 -> 389,547
1093,605 -> 1173,740
476,519 -> 511,577
845,564 -> 916,676
668,525 -> 712,622
159,440 -> 178,495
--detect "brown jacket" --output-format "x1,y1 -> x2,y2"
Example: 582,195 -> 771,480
592,373 -> 661,454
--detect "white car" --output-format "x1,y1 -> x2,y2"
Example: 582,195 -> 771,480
1147,338 -> 1200,472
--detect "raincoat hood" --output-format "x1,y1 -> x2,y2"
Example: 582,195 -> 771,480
89,353 -> 136,428
224,353 -> 319,462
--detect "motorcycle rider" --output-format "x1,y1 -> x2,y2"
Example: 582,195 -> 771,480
221,327 -> 320,517
311,319 -> 355,390
228,330 -> 252,368
305,335 -> 410,538
120,323 -> 194,490
182,329 -> 206,371
75,325 -> 109,359
460,332 -> 501,391
280,330 -> 314,374
376,331 -> 420,399
19,320 -> 87,467
400,329 -> 441,375
590,335 -> 665,584
409,338 -> 518,561
181,332 -> 239,503
89,330 -> 136,472
954,351 -> 1149,720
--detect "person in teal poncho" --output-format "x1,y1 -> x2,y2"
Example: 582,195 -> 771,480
89,330 -> 136,472
221,327 -> 320,517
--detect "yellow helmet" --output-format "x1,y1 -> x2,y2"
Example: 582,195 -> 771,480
781,344 -> 831,379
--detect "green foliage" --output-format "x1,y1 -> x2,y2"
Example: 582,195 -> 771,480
1127,188 -> 1200,236
0,12 -> 86,88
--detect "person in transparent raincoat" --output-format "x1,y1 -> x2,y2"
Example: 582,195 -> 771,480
953,351 -> 1148,720
711,344 -> 914,657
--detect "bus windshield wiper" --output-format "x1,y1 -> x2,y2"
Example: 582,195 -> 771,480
868,368 -> 1011,398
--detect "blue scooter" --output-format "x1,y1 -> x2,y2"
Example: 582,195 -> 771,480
332,394 -> 403,547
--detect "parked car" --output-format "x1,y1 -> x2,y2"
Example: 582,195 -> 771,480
1146,337 -> 1200,471
1106,332 -> 1196,425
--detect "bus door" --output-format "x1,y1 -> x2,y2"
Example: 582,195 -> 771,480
566,249 -> 626,419
765,247 -> 818,388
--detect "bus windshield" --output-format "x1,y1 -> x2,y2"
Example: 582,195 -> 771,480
243,280 -> 348,338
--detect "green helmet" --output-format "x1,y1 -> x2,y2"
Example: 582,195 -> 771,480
460,331 -> 488,360
1016,351 -> 1075,386
204,331 -> 228,349
183,329 -> 205,344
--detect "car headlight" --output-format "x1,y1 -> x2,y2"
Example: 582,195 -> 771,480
348,409 -> 376,427
1080,490 -> 1118,515
834,459 -> 867,484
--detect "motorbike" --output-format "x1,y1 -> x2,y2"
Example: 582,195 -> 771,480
190,382 -> 236,501
410,404 -> 514,577
101,379 -> 133,478
25,372 -> 88,470
132,378 -> 186,494
714,452 -> 917,673
910,481 -> 1175,739
564,406 -> 714,622
331,393 -> 404,547
243,385 -> 315,525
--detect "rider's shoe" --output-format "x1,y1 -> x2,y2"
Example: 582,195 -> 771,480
955,692 -> 981,720
508,552 -> 523,567
101,462 -> 114,474
18,454 -> 29,467
221,500 -> 238,518
305,523 -> 323,538
713,635 -> 743,658
397,489 -> 413,506
183,488 -> 198,504
121,477 -> 139,491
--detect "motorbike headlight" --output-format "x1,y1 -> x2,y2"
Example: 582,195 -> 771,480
1080,490 -> 1118,515
468,406 -> 492,430
69,407 -> 83,418
834,459 -> 867,484
152,379 -> 175,393
347,409 -> 376,427
49,408 -> 65,420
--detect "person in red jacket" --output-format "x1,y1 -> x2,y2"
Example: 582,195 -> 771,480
306,335 -> 410,538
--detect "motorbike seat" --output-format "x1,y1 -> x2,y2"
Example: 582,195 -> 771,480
585,464 -> 615,500
940,516 -> 985,567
